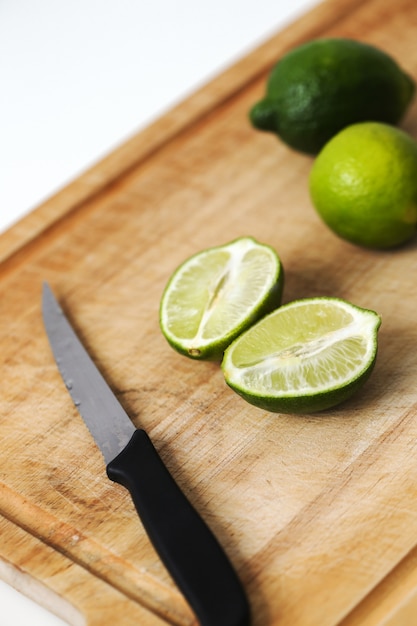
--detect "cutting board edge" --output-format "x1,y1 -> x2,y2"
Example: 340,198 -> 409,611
0,481 -> 194,625
0,530 -> 85,626
0,512 -> 181,626
337,540 -> 417,625
0,0 -> 365,269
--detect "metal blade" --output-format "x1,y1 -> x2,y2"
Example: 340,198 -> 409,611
42,282 -> 136,465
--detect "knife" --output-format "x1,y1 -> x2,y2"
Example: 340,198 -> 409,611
42,282 -> 250,626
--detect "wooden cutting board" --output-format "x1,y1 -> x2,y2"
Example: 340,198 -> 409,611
1,0 -> 417,623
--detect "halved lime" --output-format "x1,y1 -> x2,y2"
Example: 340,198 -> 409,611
159,237 -> 284,360
222,297 -> 381,413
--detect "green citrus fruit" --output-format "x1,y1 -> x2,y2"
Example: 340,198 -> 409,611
309,122 -> 417,249
250,38 -> 415,154
159,237 -> 284,360
222,297 -> 381,414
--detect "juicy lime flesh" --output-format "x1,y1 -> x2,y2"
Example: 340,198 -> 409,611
222,299 -> 381,412
164,250 -> 230,341
160,237 -> 282,359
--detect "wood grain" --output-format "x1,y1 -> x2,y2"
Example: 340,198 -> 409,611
1,0 -> 417,623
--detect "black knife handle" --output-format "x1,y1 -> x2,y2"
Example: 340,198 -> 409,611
106,429 -> 250,626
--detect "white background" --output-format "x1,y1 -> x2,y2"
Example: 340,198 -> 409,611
0,1 -> 318,623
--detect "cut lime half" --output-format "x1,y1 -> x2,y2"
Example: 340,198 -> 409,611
159,237 -> 284,360
222,297 -> 381,413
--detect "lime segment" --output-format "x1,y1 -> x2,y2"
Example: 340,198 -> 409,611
222,298 -> 381,413
159,237 -> 283,360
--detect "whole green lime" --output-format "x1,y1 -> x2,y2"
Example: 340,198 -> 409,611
250,38 -> 415,154
309,122 -> 417,249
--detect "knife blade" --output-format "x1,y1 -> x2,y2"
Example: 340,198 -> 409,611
42,282 -> 250,626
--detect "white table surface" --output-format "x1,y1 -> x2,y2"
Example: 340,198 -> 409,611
0,0 -> 319,623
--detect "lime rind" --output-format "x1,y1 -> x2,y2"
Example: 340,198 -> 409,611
309,122 -> 417,249
221,297 -> 381,413
250,38 -> 416,155
159,237 -> 284,360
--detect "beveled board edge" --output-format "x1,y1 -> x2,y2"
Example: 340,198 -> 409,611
0,512 -> 173,625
